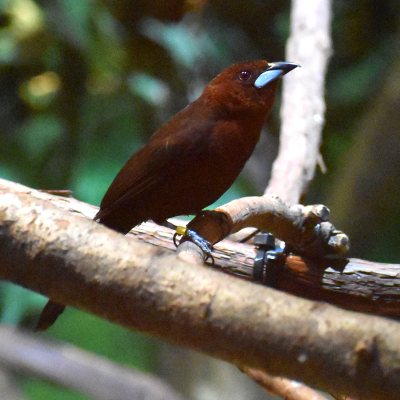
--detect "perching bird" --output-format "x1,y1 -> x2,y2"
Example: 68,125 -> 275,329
36,60 -> 299,331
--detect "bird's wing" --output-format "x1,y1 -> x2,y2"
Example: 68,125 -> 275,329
97,144 -> 171,213
95,116 -> 217,226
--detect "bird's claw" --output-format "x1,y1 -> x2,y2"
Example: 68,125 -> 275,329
174,228 -> 214,264
185,229 -> 214,261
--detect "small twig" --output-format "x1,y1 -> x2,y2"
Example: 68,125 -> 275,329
242,366 -> 328,400
39,189 -> 73,197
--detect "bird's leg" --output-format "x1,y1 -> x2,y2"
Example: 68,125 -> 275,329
182,228 -> 214,260
159,221 -> 213,261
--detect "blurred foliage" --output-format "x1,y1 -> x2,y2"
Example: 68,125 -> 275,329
1,0 -> 400,398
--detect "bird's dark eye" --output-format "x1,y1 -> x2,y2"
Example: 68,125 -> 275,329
239,70 -> 251,81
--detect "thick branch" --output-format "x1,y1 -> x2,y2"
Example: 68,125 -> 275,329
1,188 -> 400,399
1,179 -> 399,318
179,238 -> 400,318
0,178 -> 349,259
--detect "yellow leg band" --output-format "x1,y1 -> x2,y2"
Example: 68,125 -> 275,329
176,226 -> 187,236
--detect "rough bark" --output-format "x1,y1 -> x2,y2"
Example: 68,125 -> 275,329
1,179 -> 400,318
186,199 -> 348,258
1,187 -> 400,399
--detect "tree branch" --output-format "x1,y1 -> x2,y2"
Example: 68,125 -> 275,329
0,324 -> 187,400
242,366 -> 328,400
2,178 -> 400,318
1,183 -> 400,399
266,0 -> 332,203
186,198 -> 348,259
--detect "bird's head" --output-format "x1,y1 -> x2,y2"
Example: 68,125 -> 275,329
203,60 -> 299,119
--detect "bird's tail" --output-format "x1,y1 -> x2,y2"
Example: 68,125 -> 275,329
35,210 -> 140,331
35,300 -> 66,331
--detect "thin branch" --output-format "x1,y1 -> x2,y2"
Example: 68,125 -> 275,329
186,198 -> 348,258
266,0 -> 332,203
0,324 -> 187,400
242,367 -> 328,400
1,187 -> 400,399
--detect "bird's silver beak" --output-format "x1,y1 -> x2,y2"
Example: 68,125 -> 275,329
254,62 -> 300,88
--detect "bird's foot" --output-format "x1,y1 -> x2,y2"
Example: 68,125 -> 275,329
174,226 -> 214,263
185,229 -> 214,260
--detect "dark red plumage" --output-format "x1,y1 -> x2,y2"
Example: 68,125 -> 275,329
36,60 -> 298,331
94,60 -> 298,234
